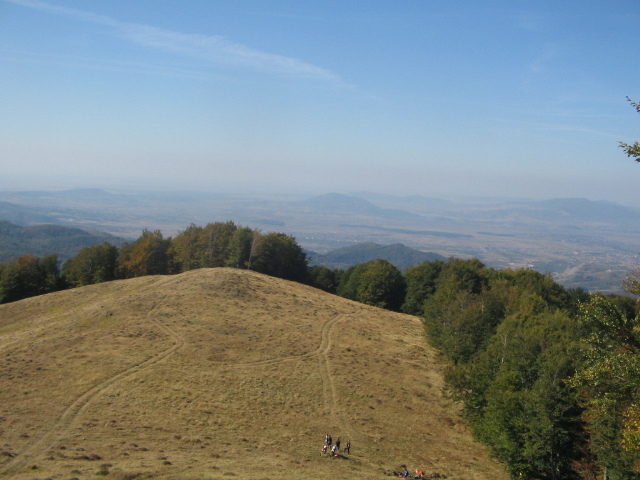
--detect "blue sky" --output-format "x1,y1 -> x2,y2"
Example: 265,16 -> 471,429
1,1 -> 639,205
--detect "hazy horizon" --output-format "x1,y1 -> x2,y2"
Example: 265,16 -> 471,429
1,1 -> 639,206
2,174 -> 640,211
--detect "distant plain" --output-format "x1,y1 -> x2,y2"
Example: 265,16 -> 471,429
0,188 -> 638,293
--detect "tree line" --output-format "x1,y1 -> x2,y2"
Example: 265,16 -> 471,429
0,222 -> 309,303
0,221 -> 411,307
2,221 -> 640,479
415,258 -> 640,480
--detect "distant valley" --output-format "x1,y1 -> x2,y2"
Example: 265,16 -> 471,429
0,188 -> 638,293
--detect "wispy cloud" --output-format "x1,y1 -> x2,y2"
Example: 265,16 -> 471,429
4,0 -> 342,82
0,47 -> 229,81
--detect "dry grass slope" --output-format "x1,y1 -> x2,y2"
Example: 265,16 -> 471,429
0,268 -> 507,480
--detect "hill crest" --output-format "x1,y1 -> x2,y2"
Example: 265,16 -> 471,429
0,268 -> 506,479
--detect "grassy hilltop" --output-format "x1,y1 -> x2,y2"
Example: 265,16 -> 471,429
0,268 -> 507,480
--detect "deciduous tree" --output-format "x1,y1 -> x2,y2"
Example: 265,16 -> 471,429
620,97 -> 640,162
309,265 -> 338,293
0,254 -> 63,303
338,259 -> 406,311
228,227 -> 258,269
249,232 -> 309,283
569,295 -> 640,479
63,242 -> 118,287
402,259 -> 444,315
117,229 -> 173,278
171,221 -> 238,271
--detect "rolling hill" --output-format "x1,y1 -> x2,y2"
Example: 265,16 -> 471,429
298,193 -> 419,218
0,268 -> 507,480
0,220 -> 125,262
309,242 -> 447,271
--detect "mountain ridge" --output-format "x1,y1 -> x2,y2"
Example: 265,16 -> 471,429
0,188 -> 636,292
309,242 -> 447,271
0,220 -> 124,262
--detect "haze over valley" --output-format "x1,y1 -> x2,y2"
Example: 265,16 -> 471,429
0,187 -> 637,293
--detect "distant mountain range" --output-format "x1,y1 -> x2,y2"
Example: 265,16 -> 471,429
0,201 -> 59,225
536,198 -> 640,222
0,220 -> 124,262
299,193 -> 420,218
0,188 -> 638,292
308,242 -> 446,271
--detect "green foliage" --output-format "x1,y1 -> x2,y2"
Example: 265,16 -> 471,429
170,222 -> 238,271
492,268 -> 571,311
309,265 -> 338,293
624,268 -> 640,296
226,227 -> 255,269
401,259 -> 444,315
357,260 -> 406,311
337,259 -> 406,311
0,254 -> 64,303
465,310 -> 585,480
249,232 -> 310,283
569,295 -> 640,479
422,259 -> 495,363
440,257 -> 489,294
425,261 -> 589,479
425,282 -> 509,364
203,221 -> 237,267
619,97 -> 640,162
0,222 -> 317,300
117,229 -> 173,278
428,259 -> 640,479
566,287 -> 592,316
484,316 -> 581,476
62,242 -> 118,287
169,223 -> 205,271
424,268 -> 575,365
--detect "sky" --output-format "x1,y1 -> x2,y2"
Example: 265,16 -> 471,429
1,1 -> 640,205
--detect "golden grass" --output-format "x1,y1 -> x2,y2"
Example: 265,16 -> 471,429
0,268 -> 507,480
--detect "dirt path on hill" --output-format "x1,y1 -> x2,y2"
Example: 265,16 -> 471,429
318,315 -> 342,418
0,294 -> 186,479
197,311 -> 356,455
210,314 -> 344,368
316,314 -> 359,456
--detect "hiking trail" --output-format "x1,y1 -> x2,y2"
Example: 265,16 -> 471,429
0,292 -> 185,478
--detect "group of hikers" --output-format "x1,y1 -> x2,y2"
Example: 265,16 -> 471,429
321,433 -> 350,457
393,467 -> 427,479
320,434 -> 431,478
319,433 -> 433,478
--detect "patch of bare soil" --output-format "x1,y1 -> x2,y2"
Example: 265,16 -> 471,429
0,268 -> 507,480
